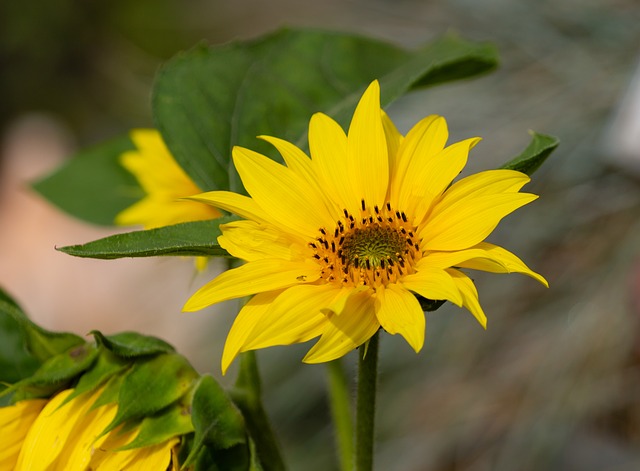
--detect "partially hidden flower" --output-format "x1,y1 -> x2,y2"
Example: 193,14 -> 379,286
183,80 -> 548,373
0,387 -> 179,470
115,129 -> 221,271
115,128 -> 221,229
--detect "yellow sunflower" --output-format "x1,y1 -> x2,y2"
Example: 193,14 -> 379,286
183,80 -> 548,373
115,128 -> 220,229
0,387 -> 179,470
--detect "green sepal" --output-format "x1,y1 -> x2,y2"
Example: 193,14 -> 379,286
57,217 -> 237,260
0,288 -> 85,363
6,343 -> 98,402
118,396 -> 194,450
500,131 -> 559,176
182,375 -> 249,469
91,330 -> 175,358
32,134 -> 141,226
153,28 -> 498,193
103,353 -> 198,434
61,349 -> 129,407
91,372 -> 125,409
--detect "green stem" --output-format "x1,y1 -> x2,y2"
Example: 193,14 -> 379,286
233,351 -> 286,471
326,359 -> 354,471
355,331 -> 379,471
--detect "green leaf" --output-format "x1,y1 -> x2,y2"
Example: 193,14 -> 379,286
500,131 -> 559,176
57,217 -> 236,259
153,28 -> 498,193
104,353 -> 198,433
183,375 -> 248,469
119,397 -> 194,450
32,134 -> 141,226
0,288 -> 85,363
91,330 -> 175,358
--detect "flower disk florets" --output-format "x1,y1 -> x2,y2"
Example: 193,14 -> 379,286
311,200 -> 421,288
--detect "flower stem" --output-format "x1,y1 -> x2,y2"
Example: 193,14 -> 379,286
326,359 -> 354,471
233,351 -> 286,471
355,331 -> 379,471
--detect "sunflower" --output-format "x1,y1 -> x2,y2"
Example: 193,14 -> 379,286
0,387 -> 179,470
115,129 -> 220,229
183,80 -> 547,373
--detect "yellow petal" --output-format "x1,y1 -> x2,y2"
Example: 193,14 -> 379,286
183,259 -> 321,312
218,220 -> 300,261
15,389 -> 94,470
0,399 -> 46,469
303,290 -> 380,363
55,399 -> 118,471
447,269 -> 487,328
401,137 -> 481,224
390,115 -> 447,205
309,112 -> 358,214
185,190 -> 272,226
259,135 -> 341,220
457,242 -> 548,287
421,192 -> 539,251
115,196 -> 217,229
116,129 -> 220,229
90,426 -> 177,470
400,265 -> 463,307
244,284 -> 340,349
347,80 -> 389,208
437,169 -> 531,205
381,110 -> 402,172
375,284 -> 425,352
233,146 -> 334,238
221,290 -> 283,374
424,242 -> 548,287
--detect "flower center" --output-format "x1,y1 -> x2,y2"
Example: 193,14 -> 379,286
310,200 -> 421,288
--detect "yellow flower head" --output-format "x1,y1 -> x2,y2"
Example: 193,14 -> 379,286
115,129 -> 221,229
0,387 -> 179,471
183,80 -> 548,373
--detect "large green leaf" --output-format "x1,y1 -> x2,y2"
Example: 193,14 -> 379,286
153,29 -> 497,193
57,217 -> 237,259
32,135 -> 141,226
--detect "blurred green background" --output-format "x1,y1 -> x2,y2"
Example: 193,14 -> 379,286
1,0 -> 640,470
